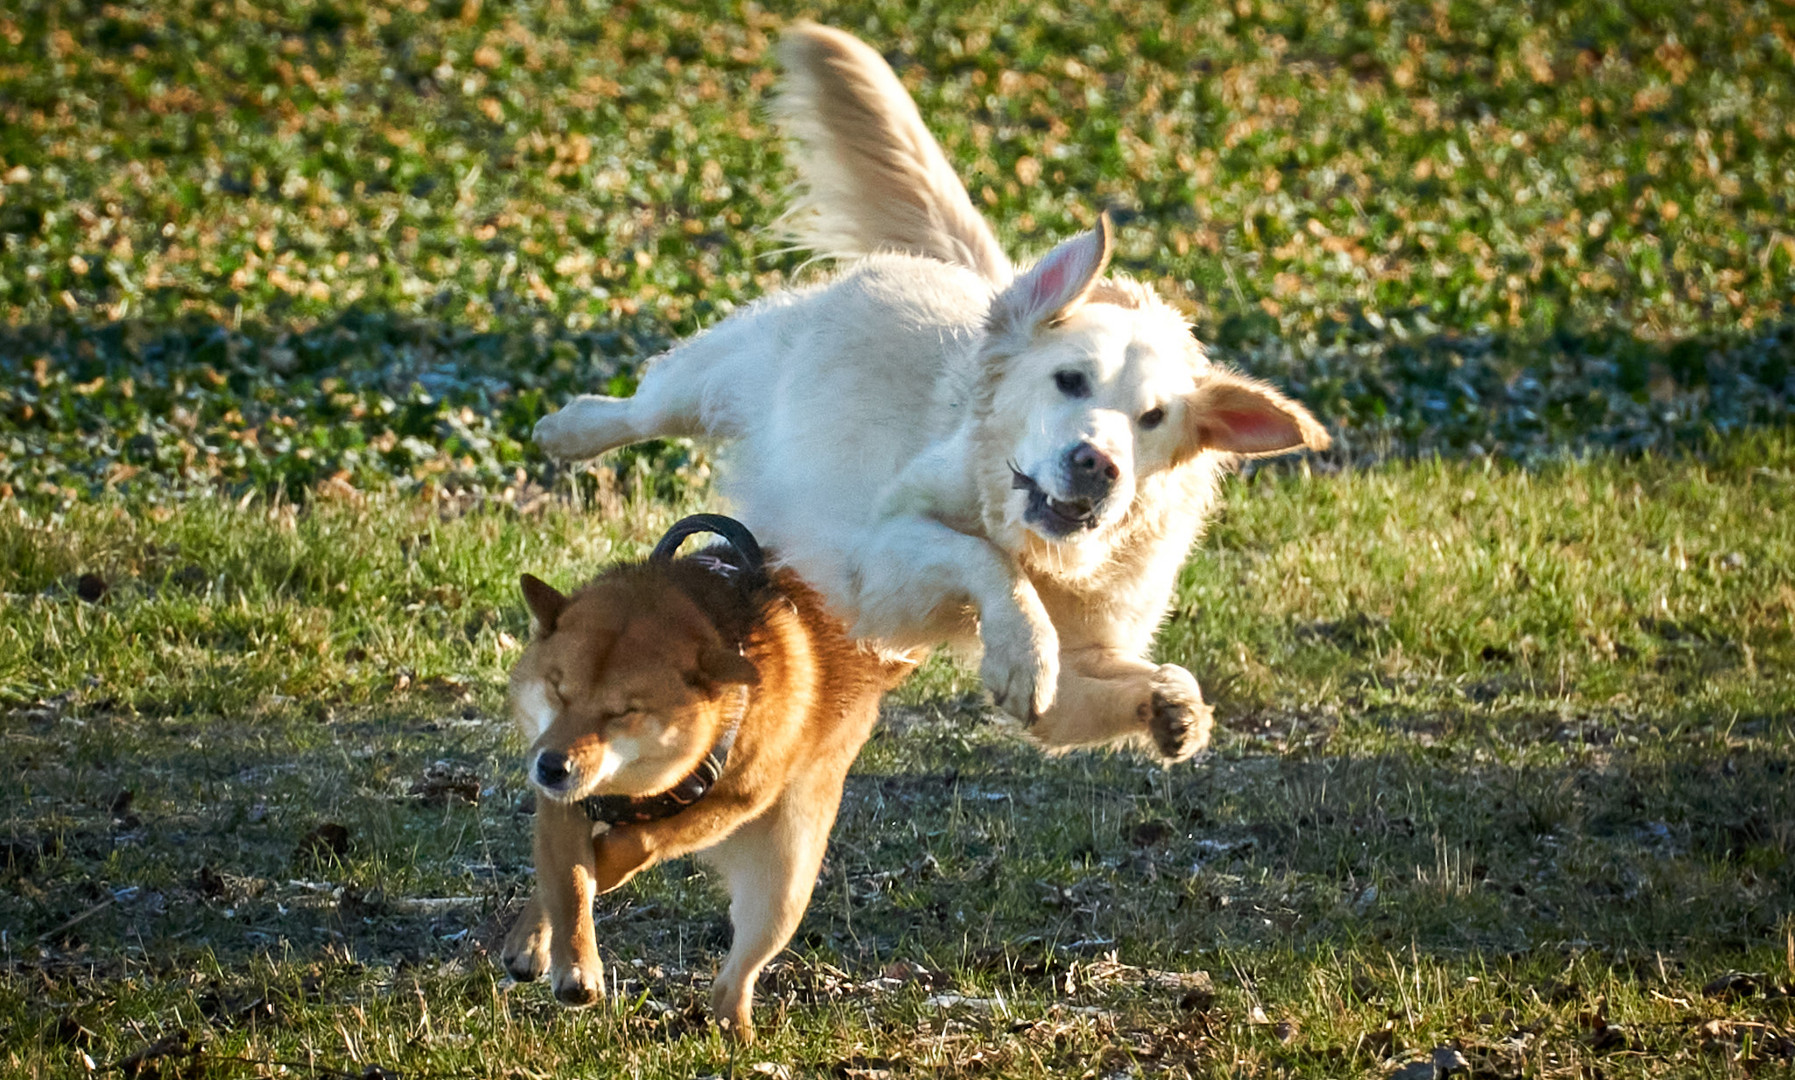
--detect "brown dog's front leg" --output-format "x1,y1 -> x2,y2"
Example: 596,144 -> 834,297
596,790 -> 771,880
590,824 -> 657,894
500,891 -> 550,982
535,799 -> 605,1007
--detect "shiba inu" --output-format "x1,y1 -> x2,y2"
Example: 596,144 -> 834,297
500,514 -> 914,1041
533,24 -> 1328,760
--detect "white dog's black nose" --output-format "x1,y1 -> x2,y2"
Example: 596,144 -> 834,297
535,750 -> 571,788
1067,442 -> 1119,498
1070,442 -> 1118,480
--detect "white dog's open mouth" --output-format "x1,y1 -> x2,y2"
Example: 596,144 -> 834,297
1010,465 -> 1102,538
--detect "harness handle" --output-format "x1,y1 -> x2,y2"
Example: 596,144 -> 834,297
650,513 -> 766,574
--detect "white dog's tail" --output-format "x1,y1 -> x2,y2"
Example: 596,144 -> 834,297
774,23 -> 1011,283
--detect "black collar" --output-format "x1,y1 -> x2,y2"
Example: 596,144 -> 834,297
578,513 -> 763,827
578,686 -> 747,825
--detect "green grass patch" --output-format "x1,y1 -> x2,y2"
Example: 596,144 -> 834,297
3,0 -> 1794,1075
3,0 -> 1795,502
4,446 -> 1792,1077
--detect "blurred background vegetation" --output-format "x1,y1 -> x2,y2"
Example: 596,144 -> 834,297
0,0 -> 1791,504
4,5 -> 1795,1077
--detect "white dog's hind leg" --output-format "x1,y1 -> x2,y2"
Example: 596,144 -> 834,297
534,306 -> 783,459
850,516 -> 1058,718
533,357 -> 712,460
1029,647 -> 1213,761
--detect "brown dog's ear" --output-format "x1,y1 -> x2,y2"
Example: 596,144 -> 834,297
698,645 -> 760,688
520,574 -> 568,635
1182,371 -> 1331,459
987,214 -> 1113,338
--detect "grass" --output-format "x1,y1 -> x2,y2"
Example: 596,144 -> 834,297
4,441 -> 1793,1078
2,0 -> 1794,502
2,0 -> 1794,1076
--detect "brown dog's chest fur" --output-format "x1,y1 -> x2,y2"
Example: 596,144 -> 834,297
666,562 -> 913,816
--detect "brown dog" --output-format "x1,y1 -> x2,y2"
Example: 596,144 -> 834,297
499,514 -> 914,1040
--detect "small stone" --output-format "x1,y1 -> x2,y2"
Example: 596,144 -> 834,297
1432,1045 -> 1470,1074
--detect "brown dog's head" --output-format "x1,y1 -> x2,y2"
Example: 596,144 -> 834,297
508,570 -> 759,804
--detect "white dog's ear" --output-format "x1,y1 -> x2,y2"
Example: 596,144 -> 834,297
1181,371 -> 1331,459
987,213 -> 1113,337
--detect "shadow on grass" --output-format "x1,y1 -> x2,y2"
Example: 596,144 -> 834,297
2,301 -> 1794,501
3,699 -> 1788,984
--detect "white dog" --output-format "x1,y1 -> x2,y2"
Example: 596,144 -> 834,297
535,23 -> 1329,760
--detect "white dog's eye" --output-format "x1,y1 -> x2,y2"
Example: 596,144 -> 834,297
1139,406 -> 1166,430
1053,370 -> 1090,398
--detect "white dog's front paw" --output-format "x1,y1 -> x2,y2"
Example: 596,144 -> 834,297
980,611 -> 1058,721
1144,663 -> 1214,762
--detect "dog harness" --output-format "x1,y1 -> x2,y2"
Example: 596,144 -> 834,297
577,514 -> 764,827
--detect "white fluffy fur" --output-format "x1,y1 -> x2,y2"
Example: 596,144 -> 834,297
773,25 -> 1010,281
533,23 -> 1329,758
514,680 -> 556,742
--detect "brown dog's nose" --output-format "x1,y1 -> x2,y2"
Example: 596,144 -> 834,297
535,750 -> 571,789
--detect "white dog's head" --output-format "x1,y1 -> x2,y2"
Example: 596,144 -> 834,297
977,215 -> 1329,549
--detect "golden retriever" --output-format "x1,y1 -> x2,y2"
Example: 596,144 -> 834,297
534,24 -> 1327,760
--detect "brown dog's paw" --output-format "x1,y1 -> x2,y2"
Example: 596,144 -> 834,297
552,965 -> 603,1008
500,904 -> 549,982
501,943 -> 546,983
709,983 -> 756,1044
1145,665 -> 1214,762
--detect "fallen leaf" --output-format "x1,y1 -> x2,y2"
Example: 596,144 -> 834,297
52,1016 -> 96,1046
1588,1020 -> 1633,1052
1361,1020 -> 1397,1059
411,760 -> 481,805
924,993 -> 1008,1014
2,836 -> 43,876
1127,819 -> 1174,846
194,864 -> 226,898
1703,971 -> 1761,1001
1432,1044 -> 1470,1074
115,1030 -> 193,1079
1176,970 -> 1217,1012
